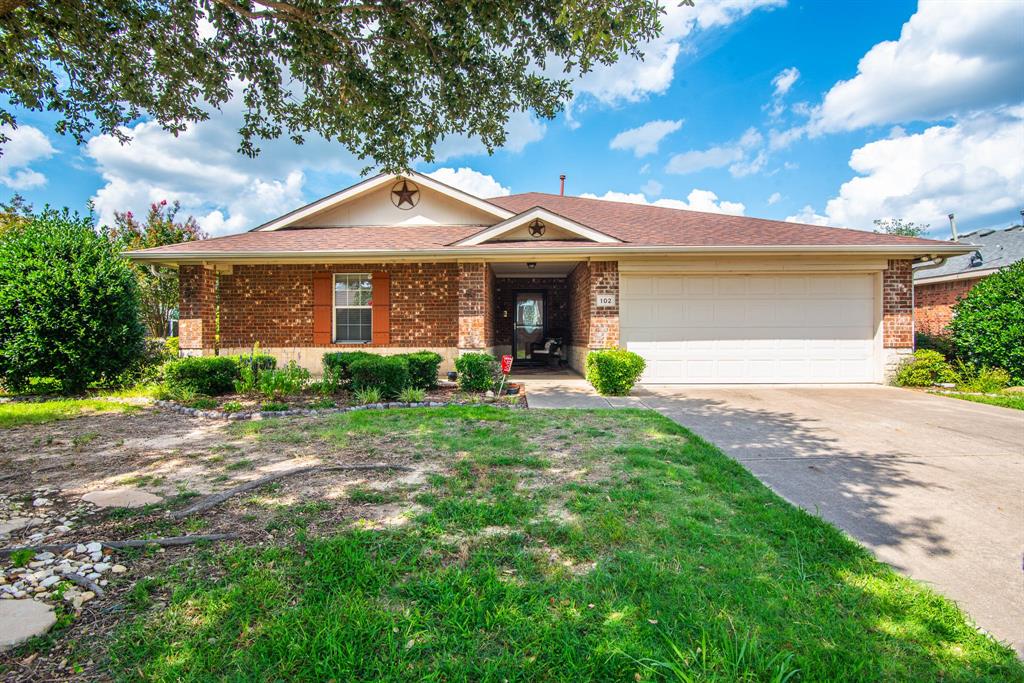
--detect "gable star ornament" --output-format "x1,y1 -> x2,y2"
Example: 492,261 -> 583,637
391,179 -> 420,209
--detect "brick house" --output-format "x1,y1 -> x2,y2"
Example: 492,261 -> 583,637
127,172 -> 969,384
914,225 -> 1024,336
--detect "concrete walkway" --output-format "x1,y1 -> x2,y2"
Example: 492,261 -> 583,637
519,374 -> 646,409
525,379 -> 1024,654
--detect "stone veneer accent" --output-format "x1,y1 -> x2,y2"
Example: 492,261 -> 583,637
914,276 -> 980,336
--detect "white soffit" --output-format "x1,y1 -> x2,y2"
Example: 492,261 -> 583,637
251,171 -> 515,232
453,206 -> 621,246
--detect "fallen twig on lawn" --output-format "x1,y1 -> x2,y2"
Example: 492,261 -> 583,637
0,534 -> 239,558
64,572 -> 105,597
169,464 -> 413,519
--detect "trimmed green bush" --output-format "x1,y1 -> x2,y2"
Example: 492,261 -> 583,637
258,361 -> 310,398
949,261 -> 1024,383
404,351 -> 443,390
230,353 -> 277,373
0,208 -> 145,392
893,349 -> 957,387
585,349 -> 646,396
454,353 -> 497,392
322,351 -> 376,387
164,356 -> 239,396
349,355 -> 410,399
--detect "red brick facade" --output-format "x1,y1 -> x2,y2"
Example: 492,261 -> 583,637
914,277 -> 979,336
457,262 -> 494,350
589,261 -> 620,349
179,265 -> 217,351
567,262 -> 591,349
493,277 -> 572,346
883,259 -> 914,348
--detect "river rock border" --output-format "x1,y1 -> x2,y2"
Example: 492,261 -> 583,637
154,398 -> 525,421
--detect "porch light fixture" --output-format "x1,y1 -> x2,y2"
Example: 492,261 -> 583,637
527,262 -> 536,269
528,218 -> 546,237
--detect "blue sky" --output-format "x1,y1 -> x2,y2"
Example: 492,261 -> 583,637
2,0 -> 1022,239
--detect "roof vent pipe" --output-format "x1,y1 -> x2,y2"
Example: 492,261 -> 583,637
559,174 -> 566,196
948,213 -> 959,241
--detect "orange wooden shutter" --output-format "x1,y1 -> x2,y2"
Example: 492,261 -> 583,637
371,271 -> 391,345
312,272 -> 332,345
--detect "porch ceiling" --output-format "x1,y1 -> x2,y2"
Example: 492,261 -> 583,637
489,261 -> 578,277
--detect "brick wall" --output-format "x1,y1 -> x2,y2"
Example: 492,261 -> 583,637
493,277 -> 571,346
457,262 -> 494,350
213,262 -> 458,348
179,265 -> 216,351
882,259 -> 914,348
589,261 -> 620,349
567,263 -> 591,348
914,277 -> 980,336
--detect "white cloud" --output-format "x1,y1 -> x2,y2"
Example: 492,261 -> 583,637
426,167 -> 510,198
431,111 -> 546,162
610,119 -> 683,157
767,191 -> 782,205
788,108 -> 1024,230
665,126 -> 764,176
581,188 -> 745,216
641,179 -> 663,197
771,67 -> 800,98
0,125 -> 56,190
821,108 -> 1024,229
809,0 -> 1024,135
565,0 -> 785,113
784,205 -> 830,226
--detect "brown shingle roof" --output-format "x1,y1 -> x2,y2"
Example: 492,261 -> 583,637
488,193 -> 949,248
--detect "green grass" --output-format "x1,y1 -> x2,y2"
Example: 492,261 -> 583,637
105,408 -> 1022,682
932,391 -> 1024,411
0,397 -> 140,428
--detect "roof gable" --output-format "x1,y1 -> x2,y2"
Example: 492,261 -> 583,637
452,207 -> 621,246
253,171 -> 514,231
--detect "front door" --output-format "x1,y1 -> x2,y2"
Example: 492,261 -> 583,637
513,292 -> 545,360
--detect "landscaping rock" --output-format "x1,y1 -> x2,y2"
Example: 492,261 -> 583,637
0,599 -> 56,652
81,488 -> 163,509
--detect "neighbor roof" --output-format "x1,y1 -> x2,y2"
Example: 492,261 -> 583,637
914,225 -> 1024,281
126,176 -> 972,263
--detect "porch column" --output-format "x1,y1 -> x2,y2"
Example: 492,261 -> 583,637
178,265 -> 216,355
457,262 -> 494,353
588,261 -> 620,349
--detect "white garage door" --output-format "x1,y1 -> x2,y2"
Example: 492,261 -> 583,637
620,274 -> 878,384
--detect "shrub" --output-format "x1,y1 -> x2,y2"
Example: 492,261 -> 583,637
349,355 -> 410,399
0,208 -> 145,392
398,386 -> 426,403
585,349 -> 646,396
116,338 -> 175,387
454,353 -> 497,392
893,349 -> 957,387
260,401 -> 289,412
230,353 -> 277,373
956,364 -> 1011,394
949,261 -> 1024,383
353,386 -> 383,405
164,356 -> 239,396
309,398 -> 336,410
258,361 -> 310,399
222,400 -> 243,413
164,336 -> 179,356
322,351 -> 376,387
187,397 -> 219,410
915,332 -> 958,361
404,351 -> 443,390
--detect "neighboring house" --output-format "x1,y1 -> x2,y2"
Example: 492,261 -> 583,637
914,225 -> 1024,336
126,172 -> 969,384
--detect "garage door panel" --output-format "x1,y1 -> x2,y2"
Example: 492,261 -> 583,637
621,274 -> 878,384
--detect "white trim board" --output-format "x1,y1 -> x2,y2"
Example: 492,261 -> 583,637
452,207 -> 621,246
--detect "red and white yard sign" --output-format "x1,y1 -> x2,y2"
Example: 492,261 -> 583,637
500,354 -> 513,374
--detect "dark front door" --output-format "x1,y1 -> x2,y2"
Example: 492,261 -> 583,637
513,292 -> 545,360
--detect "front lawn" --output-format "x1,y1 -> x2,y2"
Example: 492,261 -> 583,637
931,391 -> 1024,411
0,397 -> 141,428
102,407 -> 1020,681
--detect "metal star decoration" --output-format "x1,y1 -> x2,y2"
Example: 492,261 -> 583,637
528,218 -> 546,237
391,179 -> 420,209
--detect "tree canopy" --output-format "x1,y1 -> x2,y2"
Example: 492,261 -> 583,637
873,219 -> 928,238
0,0 -> 662,170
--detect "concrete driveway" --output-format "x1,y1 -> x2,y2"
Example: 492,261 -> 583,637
635,385 -> 1024,654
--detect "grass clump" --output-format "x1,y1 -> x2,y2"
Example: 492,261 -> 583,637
0,397 -> 138,428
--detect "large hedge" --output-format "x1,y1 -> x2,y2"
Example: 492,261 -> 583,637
949,261 -> 1024,383
0,208 -> 145,392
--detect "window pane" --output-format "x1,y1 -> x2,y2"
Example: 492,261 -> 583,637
334,274 -> 372,307
335,307 -> 371,342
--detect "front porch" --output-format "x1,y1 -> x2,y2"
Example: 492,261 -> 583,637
457,260 -> 621,375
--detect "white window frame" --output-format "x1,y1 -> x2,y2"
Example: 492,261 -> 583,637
332,272 -> 373,344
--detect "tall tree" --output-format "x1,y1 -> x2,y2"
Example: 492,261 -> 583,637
873,218 -> 928,238
0,0 -> 662,170
109,200 -> 207,337
0,194 -> 33,234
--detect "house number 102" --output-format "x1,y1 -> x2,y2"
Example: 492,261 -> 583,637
596,294 -> 616,307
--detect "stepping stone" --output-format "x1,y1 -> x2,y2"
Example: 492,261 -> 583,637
81,488 -> 163,509
0,517 -> 42,537
0,599 -> 56,652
